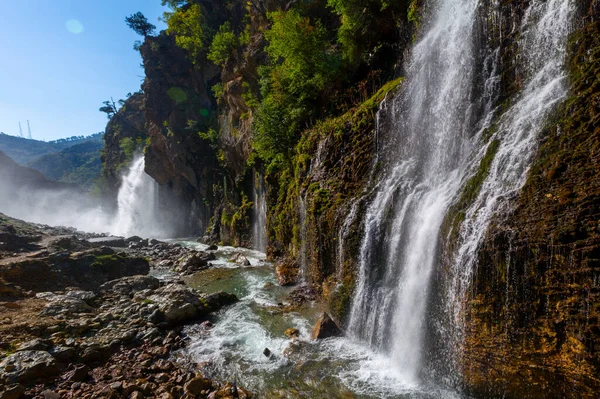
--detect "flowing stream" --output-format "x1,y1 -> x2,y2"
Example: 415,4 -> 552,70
176,242 -> 461,398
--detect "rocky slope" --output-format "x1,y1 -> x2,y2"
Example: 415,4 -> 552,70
0,213 -> 248,398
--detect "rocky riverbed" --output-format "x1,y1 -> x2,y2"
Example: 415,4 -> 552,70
0,213 -> 254,399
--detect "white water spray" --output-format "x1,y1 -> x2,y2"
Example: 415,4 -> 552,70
348,0 -> 480,384
252,172 -> 268,252
111,155 -> 166,238
348,0 -> 574,387
446,0 -> 575,358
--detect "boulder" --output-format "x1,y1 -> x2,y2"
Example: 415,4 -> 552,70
284,328 -> 299,339
275,260 -> 299,286
99,276 -> 160,296
0,384 -> 25,399
207,244 -> 218,251
146,285 -> 238,325
63,364 -> 89,382
50,346 -> 76,362
0,351 -> 60,383
198,291 -> 238,315
230,253 -> 251,266
311,313 -> 342,340
16,339 -> 52,352
176,252 -> 215,274
148,284 -> 201,325
40,296 -> 93,316
184,377 -> 212,396
64,290 -> 97,303
125,236 -> 143,243
211,383 -> 252,399
88,236 -> 127,248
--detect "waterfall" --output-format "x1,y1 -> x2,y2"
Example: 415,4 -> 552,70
445,0 -> 574,365
111,155 -> 166,238
348,0 -> 574,386
252,172 -> 268,252
298,195 -> 308,280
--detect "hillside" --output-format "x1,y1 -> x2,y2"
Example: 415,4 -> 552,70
0,132 -> 102,164
0,132 -> 104,188
26,140 -> 104,188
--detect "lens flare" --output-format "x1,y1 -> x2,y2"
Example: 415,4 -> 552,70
65,19 -> 84,34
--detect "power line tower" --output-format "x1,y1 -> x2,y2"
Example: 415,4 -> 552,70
27,120 -> 32,140
18,122 -> 23,138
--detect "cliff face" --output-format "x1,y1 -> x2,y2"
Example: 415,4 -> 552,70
101,92 -> 147,196
459,3 -> 600,398
140,32 -> 222,234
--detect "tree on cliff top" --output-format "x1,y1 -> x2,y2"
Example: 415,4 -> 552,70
126,12 -> 156,37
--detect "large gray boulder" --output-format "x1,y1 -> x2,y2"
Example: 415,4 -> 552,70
175,252 -> 215,274
147,285 -> 238,325
99,275 -> 160,296
0,351 -> 60,383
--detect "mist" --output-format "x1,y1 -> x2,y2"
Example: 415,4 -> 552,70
0,152 -> 178,238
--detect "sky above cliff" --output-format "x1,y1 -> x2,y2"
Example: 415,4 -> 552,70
0,0 -> 168,141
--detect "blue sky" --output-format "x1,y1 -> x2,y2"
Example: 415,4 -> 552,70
0,0 -> 168,141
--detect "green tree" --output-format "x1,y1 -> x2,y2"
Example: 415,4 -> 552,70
208,22 -> 238,67
125,12 -> 156,37
254,9 -> 339,161
164,3 -> 205,62
327,0 -> 404,62
99,98 -> 118,119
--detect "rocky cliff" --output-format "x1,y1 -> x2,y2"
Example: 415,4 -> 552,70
460,4 -> 600,397
100,92 -> 147,196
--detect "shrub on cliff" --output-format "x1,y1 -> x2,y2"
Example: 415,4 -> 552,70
254,9 -> 341,163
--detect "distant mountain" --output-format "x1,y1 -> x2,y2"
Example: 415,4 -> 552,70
0,132 -> 102,164
27,140 -> 104,188
0,132 -> 104,188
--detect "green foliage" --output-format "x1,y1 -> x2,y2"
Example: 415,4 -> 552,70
212,83 -> 224,100
119,137 -> 144,159
99,98 -> 118,119
241,82 -> 259,109
208,22 -> 238,66
165,3 -> 206,62
125,12 -> 156,37
254,9 -> 340,163
197,128 -> 219,146
0,132 -> 103,165
230,193 -> 253,237
90,254 -> 122,269
407,0 -> 420,26
327,0 -> 402,62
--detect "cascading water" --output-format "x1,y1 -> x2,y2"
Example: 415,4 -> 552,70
298,195 -> 308,279
111,155 -> 166,238
252,172 -> 268,252
348,0 -> 574,387
348,0 -> 480,384
445,0 -> 575,365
